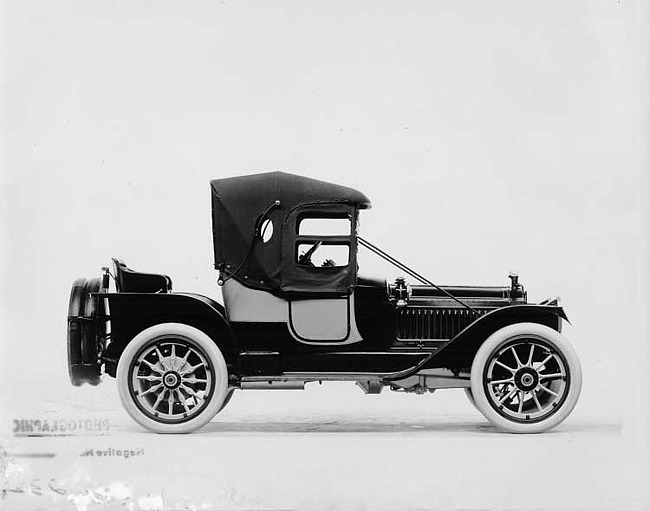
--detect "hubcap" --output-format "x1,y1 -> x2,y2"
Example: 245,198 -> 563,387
483,337 -> 569,423
130,339 -> 213,423
514,368 -> 539,391
163,371 -> 181,389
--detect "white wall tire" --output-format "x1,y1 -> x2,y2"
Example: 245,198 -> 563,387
470,322 -> 581,434
218,388 -> 235,413
464,388 -> 478,410
117,323 -> 229,434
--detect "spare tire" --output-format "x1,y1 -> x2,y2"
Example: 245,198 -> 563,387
67,277 -> 105,386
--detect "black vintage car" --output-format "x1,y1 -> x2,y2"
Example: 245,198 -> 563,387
68,172 -> 582,434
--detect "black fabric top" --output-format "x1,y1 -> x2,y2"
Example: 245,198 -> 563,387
210,172 -> 370,297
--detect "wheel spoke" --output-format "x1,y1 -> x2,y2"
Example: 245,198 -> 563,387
155,347 -> 169,371
517,391 -> 526,414
180,384 -> 204,402
137,374 -> 162,382
180,362 -> 205,376
510,347 -> 523,368
538,384 -> 559,397
498,387 -> 517,405
139,383 -> 163,398
152,388 -> 167,410
538,353 -> 554,369
489,377 -> 514,385
178,349 -> 191,371
178,390 -> 191,414
183,377 -> 207,385
495,360 -> 516,373
527,344 -> 535,366
532,390 -> 543,411
539,372 -> 564,381
141,359 -> 164,374
170,344 -> 177,371
167,390 -> 175,416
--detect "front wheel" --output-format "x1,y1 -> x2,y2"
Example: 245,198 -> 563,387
219,388 -> 235,413
470,322 -> 581,433
117,323 -> 229,434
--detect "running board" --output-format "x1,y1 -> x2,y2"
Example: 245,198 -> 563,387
240,380 -> 305,390
239,368 -> 470,392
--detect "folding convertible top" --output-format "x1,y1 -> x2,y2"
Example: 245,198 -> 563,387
211,171 -> 370,297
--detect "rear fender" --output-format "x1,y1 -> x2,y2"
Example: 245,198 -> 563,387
425,304 -> 568,371
100,292 -> 237,376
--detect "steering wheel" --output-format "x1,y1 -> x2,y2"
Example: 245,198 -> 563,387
298,241 -> 322,266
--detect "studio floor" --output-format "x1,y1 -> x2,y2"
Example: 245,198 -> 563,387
0,382 -> 642,511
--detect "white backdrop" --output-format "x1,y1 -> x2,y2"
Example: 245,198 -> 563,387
1,1 -> 648,509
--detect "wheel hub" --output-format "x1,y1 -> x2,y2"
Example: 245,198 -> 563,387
514,368 -> 538,391
163,371 -> 181,389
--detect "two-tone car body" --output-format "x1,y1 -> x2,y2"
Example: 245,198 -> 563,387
68,172 -> 581,433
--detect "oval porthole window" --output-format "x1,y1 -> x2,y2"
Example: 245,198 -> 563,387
260,218 -> 273,243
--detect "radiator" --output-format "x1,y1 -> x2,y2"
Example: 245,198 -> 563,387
396,307 -> 490,339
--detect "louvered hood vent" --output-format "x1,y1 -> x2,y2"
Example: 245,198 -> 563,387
396,307 -> 492,340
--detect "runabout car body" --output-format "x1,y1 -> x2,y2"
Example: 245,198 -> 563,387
68,172 -> 581,433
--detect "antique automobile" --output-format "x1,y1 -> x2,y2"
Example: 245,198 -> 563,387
67,172 -> 582,434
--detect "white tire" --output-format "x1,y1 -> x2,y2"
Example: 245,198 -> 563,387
117,323 -> 229,434
218,388 -> 235,413
464,388 -> 478,410
470,322 -> 581,433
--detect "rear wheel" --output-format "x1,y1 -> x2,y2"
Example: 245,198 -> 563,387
470,322 -> 581,433
117,323 -> 228,434
464,388 -> 477,410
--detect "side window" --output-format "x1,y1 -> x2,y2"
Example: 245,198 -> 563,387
296,215 -> 352,268
297,243 -> 350,268
259,218 -> 273,243
298,217 -> 351,236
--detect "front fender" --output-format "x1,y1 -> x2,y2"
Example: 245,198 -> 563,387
99,292 -> 237,375
383,304 -> 568,380
425,304 -> 568,370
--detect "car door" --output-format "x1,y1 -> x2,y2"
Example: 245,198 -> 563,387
281,205 -> 363,345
